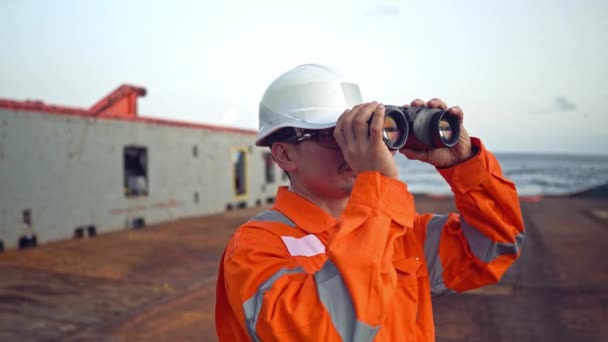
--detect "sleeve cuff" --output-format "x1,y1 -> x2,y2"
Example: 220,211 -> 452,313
348,171 -> 415,228
437,137 -> 497,194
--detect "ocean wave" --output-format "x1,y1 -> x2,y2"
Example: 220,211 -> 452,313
396,153 -> 608,196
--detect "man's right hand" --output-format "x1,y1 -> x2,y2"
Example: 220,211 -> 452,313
333,102 -> 399,179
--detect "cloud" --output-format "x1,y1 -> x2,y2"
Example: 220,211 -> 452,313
366,4 -> 400,17
554,96 -> 577,111
534,95 -> 588,117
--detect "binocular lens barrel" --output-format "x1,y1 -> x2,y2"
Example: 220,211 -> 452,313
381,112 -> 408,150
438,118 -> 456,144
380,105 -> 460,150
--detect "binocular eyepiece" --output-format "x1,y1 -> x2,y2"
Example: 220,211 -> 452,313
375,105 -> 460,151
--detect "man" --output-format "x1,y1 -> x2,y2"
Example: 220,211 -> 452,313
215,64 -> 524,341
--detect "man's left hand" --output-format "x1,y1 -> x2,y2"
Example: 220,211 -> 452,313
399,98 -> 474,168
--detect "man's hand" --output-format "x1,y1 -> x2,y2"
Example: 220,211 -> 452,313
399,98 -> 474,168
334,102 -> 399,179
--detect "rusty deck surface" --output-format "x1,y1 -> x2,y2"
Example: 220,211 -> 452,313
1,196 -> 607,341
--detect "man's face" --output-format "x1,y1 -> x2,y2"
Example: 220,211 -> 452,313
288,129 -> 356,199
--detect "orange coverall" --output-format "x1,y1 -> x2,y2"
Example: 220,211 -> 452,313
216,138 -> 525,341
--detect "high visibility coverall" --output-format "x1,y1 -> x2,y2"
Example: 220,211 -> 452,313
216,138 -> 525,341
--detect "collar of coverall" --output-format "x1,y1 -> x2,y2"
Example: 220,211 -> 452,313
272,186 -> 339,234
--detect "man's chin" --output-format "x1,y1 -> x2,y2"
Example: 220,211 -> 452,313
342,178 -> 355,193
339,167 -> 355,177
329,177 -> 354,196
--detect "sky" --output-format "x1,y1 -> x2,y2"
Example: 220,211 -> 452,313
1,0 -> 607,155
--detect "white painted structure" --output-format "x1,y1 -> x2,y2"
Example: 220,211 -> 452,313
0,86 -> 287,250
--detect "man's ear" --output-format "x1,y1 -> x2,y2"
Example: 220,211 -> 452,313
271,143 -> 297,173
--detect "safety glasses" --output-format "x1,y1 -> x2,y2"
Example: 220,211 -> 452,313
279,127 -> 341,150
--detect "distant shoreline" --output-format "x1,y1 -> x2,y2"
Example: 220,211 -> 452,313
569,182 -> 608,198
410,182 -> 608,199
493,151 -> 608,158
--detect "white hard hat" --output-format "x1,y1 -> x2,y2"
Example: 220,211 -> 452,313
256,63 -> 364,146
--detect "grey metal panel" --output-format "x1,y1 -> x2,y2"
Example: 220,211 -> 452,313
0,109 -> 287,249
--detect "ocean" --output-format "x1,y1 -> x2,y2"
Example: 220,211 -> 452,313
396,152 -> 608,197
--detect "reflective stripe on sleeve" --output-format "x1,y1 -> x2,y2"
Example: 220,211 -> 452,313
315,260 -> 380,342
243,266 -> 306,342
242,261 -> 379,342
248,209 -> 296,228
423,215 -> 453,296
461,217 -> 525,263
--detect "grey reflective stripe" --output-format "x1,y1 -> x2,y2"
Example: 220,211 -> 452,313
424,215 -> 453,296
248,209 -> 296,228
461,217 -> 525,263
315,260 -> 379,341
430,261 -> 454,296
243,266 -> 306,342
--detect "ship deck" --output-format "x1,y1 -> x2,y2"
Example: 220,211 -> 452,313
1,195 -> 607,341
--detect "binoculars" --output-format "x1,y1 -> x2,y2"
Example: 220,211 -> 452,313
375,106 -> 460,151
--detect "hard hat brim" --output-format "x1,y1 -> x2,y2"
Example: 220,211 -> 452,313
255,105 -> 340,146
